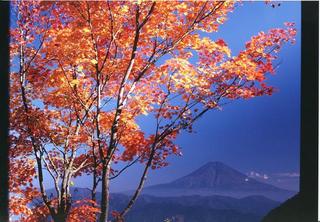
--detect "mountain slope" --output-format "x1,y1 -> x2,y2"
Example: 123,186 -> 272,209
142,161 -> 296,201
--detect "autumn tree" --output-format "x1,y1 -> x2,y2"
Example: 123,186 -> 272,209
9,1 -> 296,222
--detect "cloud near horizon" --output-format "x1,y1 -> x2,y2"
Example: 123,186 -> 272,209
247,171 -> 300,179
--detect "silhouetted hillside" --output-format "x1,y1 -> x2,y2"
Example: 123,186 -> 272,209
63,187 -> 280,222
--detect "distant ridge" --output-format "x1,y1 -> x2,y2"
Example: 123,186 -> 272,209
62,187 -> 281,222
142,161 -> 296,201
43,161 -> 296,221
43,160 -> 292,222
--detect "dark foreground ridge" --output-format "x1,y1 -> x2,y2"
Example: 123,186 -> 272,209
64,187 -> 280,222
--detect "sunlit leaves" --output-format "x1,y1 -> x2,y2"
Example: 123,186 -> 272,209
9,0 -> 296,220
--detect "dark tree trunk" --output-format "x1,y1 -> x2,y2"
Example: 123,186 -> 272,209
52,211 -> 68,222
99,164 -> 111,222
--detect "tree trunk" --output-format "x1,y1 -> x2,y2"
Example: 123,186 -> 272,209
99,163 -> 111,222
52,212 -> 68,222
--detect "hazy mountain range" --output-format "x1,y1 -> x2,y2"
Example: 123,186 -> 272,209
141,161 -> 295,202
55,161 -> 297,222
67,188 -> 280,222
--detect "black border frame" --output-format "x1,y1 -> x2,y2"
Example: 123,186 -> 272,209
263,3 -> 318,221
300,1 -> 318,221
0,1 -> 9,222
0,1 -> 318,222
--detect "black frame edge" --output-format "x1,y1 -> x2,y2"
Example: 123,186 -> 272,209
301,1 -> 319,221
0,1 -> 9,222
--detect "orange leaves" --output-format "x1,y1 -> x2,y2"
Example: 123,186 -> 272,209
68,200 -> 100,222
142,132 -> 181,170
212,23 -> 297,100
9,160 -> 40,219
82,28 -> 91,34
195,37 -> 231,69
164,58 -> 201,94
195,1 -> 236,33
10,0 -> 295,173
9,1 -> 296,220
70,79 -> 80,87
10,197 -> 33,218
9,158 -> 36,193
90,59 -> 98,65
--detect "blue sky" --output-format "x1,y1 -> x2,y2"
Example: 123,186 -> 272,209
101,1 -> 301,192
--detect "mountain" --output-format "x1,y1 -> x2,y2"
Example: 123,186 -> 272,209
142,161 -> 296,201
65,187 -> 280,222
41,162 -> 295,221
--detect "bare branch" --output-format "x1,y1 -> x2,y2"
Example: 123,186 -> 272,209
109,156 -> 141,180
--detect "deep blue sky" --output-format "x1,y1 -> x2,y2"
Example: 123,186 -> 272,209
102,1 -> 301,192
